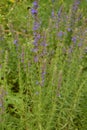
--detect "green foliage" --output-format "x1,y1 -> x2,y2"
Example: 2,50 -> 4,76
0,0 -> 87,130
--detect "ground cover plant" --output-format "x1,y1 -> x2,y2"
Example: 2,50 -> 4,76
0,0 -> 87,130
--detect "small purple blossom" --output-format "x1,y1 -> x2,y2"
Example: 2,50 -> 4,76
33,41 -> 38,46
78,43 -> 82,47
68,47 -> 73,53
41,42 -> 48,47
31,8 -> 37,15
34,56 -> 38,62
33,36 -> 39,46
14,39 -> 18,44
67,28 -> 72,32
42,72 -> 46,76
72,37 -> 77,43
33,1 -> 38,9
76,0 -> 80,5
73,0 -> 80,11
37,34 -> 41,39
33,22 -> 40,30
58,31 -> 63,37
51,10 -> 55,17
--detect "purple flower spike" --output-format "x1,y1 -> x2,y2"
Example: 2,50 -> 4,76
33,41 -> 38,46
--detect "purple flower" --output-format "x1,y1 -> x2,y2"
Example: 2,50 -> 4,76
58,31 -> 63,37
41,42 -> 48,47
51,10 -> 55,17
33,22 -> 39,30
37,34 -> 41,39
72,37 -> 77,43
68,47 -> 73,53
34,56 -> 38,62
33,1 -> 38,9
78,43 -> 82,47
31,8 -> 37,15
42,72 -> 46,76
33,40 -> 38,46
76,0 -> 80,5
33,36 -> 39,46
73,0 -> 80,11
67,28 -> 72,32
14,39 -> 18,44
